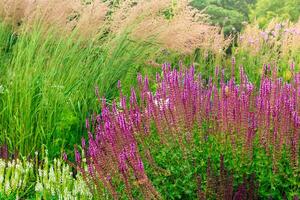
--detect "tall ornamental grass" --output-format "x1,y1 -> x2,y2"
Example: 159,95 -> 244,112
0,21 -> 159,157
0,0 -> 233,158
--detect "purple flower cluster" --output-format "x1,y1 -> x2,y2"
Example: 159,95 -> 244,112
0,144 -> 8,160
72,63 -> 299,198
73,95 -> 159,199
138,64 -> 299,167
142,62 -> 300,166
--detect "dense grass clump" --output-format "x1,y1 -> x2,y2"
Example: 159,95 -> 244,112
0,22 -> 160,158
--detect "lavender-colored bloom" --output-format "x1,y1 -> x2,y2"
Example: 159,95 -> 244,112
63,152 -> 68,161
129,143 -> 136,158
290,62 -> 295,71
130,88 -> 137,105
86,118 -> 90,131
88,137 -> 97,157
120,96 -> 127,110
75,147 -> 81,164
106,175 -> 111,181
156,73 -> 161,83
82,137 -> 86,149
275,23 -> 282,31
137,73 -> 143,85
118,151 -> 127,173
88,164 -> 94,176
137,158 -> 144,172
260,31 -> 268,41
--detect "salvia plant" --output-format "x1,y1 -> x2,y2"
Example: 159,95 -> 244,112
70,61 -> 299,199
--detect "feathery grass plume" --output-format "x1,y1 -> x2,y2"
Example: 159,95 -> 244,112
110,0 -> 231,57
0,0 -> 108,38
0,0 -> 31,26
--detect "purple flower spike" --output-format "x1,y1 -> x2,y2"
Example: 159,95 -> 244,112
86,118 -> 90,131
119,152 -> 127,173
63,152 -> 68,161
73,63 -> 300,199
75,147 -> 81,164
137,158 -> 144,172
291,62 -> 295,71
81,137 -> 86,149
137,73 -> 143,85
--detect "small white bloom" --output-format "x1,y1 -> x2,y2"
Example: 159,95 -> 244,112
35,182 -> 43,192
0,85 -> 4,94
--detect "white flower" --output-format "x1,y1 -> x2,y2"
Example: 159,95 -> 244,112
49,166 -> 56,195
0,85 -> 4,94
154,98 -> 170,110
35,182 -> 43,192
5,179 -> 11,195
0,160 -> 6,192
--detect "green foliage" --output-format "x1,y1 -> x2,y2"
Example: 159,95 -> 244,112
190,0 -> 256,35
250,0 -> 300,26
0,1 -> 300,198
142,130 -> 299,199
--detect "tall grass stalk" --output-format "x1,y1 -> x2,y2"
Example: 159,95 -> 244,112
0,21 -> 159,157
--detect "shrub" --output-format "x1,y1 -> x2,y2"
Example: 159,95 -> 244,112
250,0 -> 300,27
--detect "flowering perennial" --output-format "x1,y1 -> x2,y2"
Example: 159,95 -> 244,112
73,63 -> 300,199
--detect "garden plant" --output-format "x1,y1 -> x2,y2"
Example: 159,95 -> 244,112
0,0 -> 299,199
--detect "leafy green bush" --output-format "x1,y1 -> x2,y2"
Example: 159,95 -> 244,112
191,0 -> 256,35
250,0 -> 300,27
